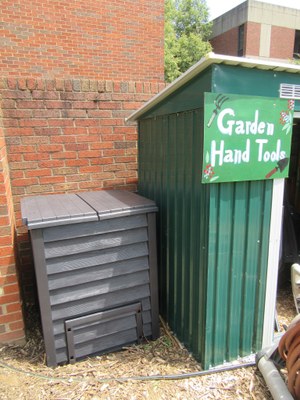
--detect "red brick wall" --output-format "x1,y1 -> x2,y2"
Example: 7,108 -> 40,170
244,22 -> 260,57
211,22 -> 262,58
270,26 -> 295,60
1,77 -> 164,304
0,0 -> 165,344
210,27 -> 239,56
0,0 -> 164,81
0,88 -> 25,344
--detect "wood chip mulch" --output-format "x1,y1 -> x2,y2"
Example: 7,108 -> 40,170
0,280 -> 297,400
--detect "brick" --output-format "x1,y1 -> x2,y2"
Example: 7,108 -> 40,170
2,118 -> 19,128
65,159 -> 89,167
0,310 -> 22,324
38,144 -> 63,152
103,149 -> 125,156
103,179 -> 125,187
18,79 -> 27,90
1,100 -> 16,109
44,101 -> 72,109
23,153 -> 50,161
21,136 -> 50,145
90,157 -> 114,165
102,134 -> 124,142
0,216 -> 10,226
33,128 -> 61,136
53,182 -> 79,191
116,171 -> 136,178
0,237 -> 13,247
99,102 -> 121,110
55,79 -> 65,91
17,100 -> 44,109
0,263 -> 16,274
73,80 -> 81,92
36,79 -> 45,90
60,110 -> 86,118
26,185 -> 54,194
52,167 -> 77,175
114,141 -> 136,149
45,80 -> 55,91
25,169 -> 51,177
126,177 -> 138,185
66,174 -> 90,182
51,151 -> 77,159
8,145 -> 36,153
113,126 -> 136,134
12,178 -> 39,187
32,91 -> 59,100
87,110 -> 112,118
39,176 -> 65,184
6,302 -> 22,313
74,119 -> 100,127
81,80 -> 90,92
26,78 -> 37,90
79,166 -> 103,173
3,109 -> 32,119
0,329 -> 25,343
5,128 -> 34,136
114,156 -> 136,163
32,109 -> 60,118
64,127 -> 88,135
50,136 -> 76,144
9,320 -> 25,331
89,142 -> 114,150
76,135 -> 102,143
0,274 -> 16,285
65,143 -> 88,151
38,160 -> 64,168
7,79 -> 18,90
0,293 -> 21,305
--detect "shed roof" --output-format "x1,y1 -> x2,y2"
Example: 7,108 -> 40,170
127,52 -> 300,122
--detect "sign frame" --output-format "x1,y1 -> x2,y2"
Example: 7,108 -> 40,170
202,92 -> 294,184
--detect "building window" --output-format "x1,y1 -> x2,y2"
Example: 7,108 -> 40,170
294,30 -> 300,59
238,24 -> 244,57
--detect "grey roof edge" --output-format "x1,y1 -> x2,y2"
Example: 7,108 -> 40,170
126,52 -> 300,122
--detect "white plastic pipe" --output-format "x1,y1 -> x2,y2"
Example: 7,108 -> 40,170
257,354 -> 293,400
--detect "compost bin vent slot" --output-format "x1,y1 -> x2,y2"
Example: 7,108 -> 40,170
280,83 -> 300,99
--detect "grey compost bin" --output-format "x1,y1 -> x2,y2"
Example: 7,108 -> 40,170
21,190 -> 159,367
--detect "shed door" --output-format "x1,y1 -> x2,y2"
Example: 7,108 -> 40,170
264,118 -> 300,348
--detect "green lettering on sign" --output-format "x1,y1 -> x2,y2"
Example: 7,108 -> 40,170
202,93 -> 294,184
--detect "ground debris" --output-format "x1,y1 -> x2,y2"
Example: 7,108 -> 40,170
0,283 -> 296,400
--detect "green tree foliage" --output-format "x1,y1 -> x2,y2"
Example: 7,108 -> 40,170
165,0 -> 212,82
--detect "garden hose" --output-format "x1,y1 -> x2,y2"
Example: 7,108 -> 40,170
278,316 -> 300,399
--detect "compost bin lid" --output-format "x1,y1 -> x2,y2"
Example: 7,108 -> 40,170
21,193 -> 98,229
77,190 -> 158,220
21,190 -> 158,229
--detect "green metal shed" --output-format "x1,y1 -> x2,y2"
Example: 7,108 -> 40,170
128,53 -> 300,369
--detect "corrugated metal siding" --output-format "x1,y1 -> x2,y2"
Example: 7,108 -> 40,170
138,110 -> 273,368
205,180 -> 272,368
139,110 -> 210,362
212,64 -> 300,103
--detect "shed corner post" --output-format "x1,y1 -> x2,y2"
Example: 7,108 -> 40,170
262,178 -> 285,349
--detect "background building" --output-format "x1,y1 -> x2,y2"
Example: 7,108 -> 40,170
0,0 -> 165,345
210,0 -> 300,61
